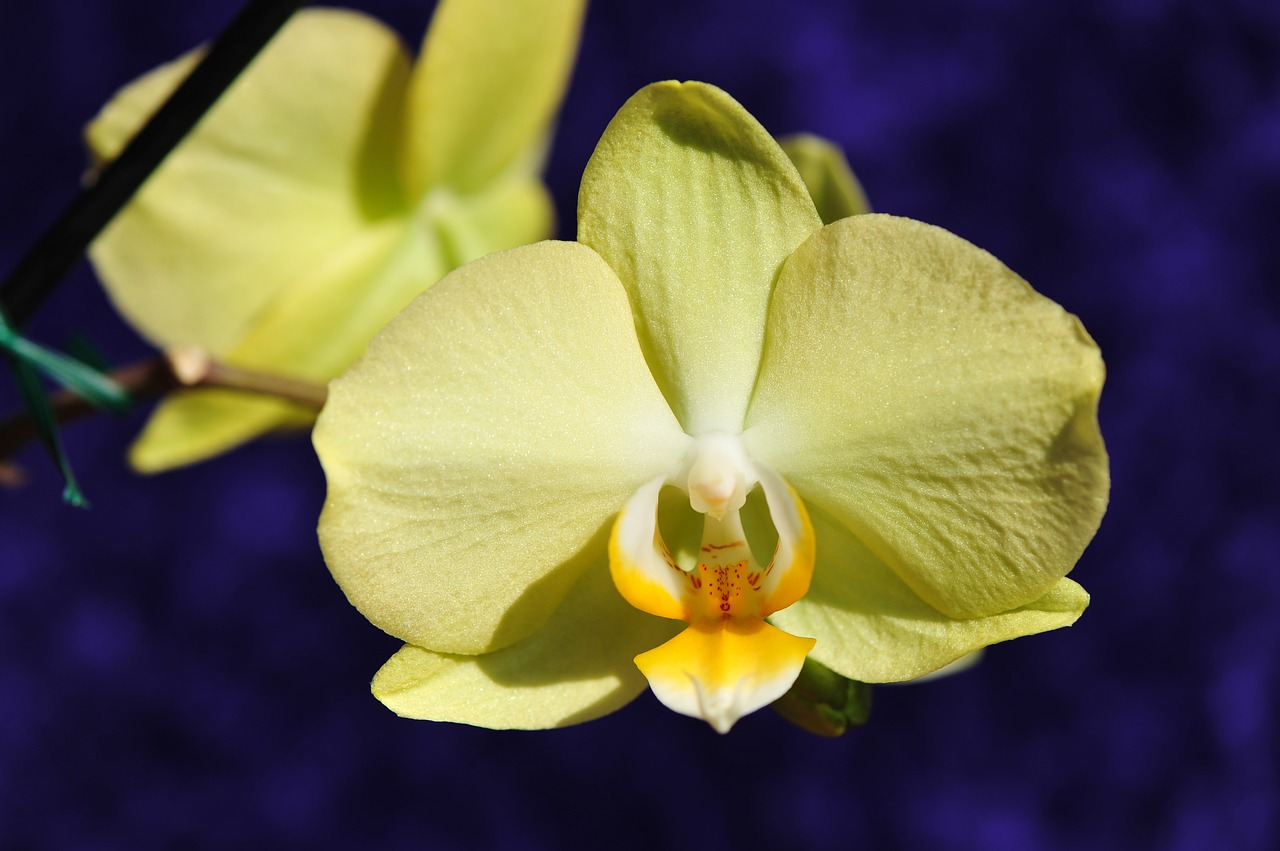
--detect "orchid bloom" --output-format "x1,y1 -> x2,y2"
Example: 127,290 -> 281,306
315,81 -> 1109,733
87,0 -> 585,472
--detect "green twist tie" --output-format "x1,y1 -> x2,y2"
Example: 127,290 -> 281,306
0,307 -> 131,506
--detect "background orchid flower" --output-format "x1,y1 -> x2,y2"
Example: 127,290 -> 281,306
780,132 -> 872,222
86,0 -> 586,472
315,81 -> 1109,733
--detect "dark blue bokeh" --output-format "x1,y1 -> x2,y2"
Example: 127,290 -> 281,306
2,0 -> 1277,848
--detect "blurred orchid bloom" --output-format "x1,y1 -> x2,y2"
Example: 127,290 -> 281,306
779,132 -> 872,222
87,0 -> 586,471
315,81 -> 1109,733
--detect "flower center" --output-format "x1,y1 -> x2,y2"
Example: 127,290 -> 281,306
688,513 -> 759,617
609,432 -> 814,624
607,432 -> 819,732
682,434 -> 767,619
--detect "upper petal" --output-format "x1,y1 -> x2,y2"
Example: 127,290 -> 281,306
578,81 -> 822,435
745,215 -> 1108,618
88,9 -> 412,355
400,0 -> 586,196
768,506 -> 1089,683
316,242 -> 689,655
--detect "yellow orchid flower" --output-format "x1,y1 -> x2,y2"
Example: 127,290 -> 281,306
315,81 -> 1109,733
87,0 -> 586,472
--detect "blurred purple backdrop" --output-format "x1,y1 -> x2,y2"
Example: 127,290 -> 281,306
2,0 -> 1278,848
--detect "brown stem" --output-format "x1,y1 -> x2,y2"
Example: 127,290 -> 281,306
0,347 -> 328,483
164,346 -> 329,409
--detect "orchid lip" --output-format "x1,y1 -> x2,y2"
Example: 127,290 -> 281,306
608,431 -> 817,731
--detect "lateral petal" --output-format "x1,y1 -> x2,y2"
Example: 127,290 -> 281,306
768,501 -> 1089,683
746,215 -> 1107,618
316,242 -> 688,655
372,561 -> 680,729
579,81 -> 822,435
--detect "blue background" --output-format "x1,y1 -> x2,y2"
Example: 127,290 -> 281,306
2,0 -> 1278,848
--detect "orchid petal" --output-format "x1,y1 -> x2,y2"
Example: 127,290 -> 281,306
579,81 -> 821,435
769,506 -> 1088,682
432,176 -> 556,271
372,560 -> 680,729
129,391 -> 312,473
636,619 -> 815,733
88,10 -> 411,355
746,214 -> 1107,619
316,242 -> 689,655
905,649 -> 984,684
780,133 -> 872,222
401,0 -> 586,196
127,220 -> 444,471
84,51 -> 200,170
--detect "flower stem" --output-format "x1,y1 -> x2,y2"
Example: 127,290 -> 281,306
0,0 -> 309,327
0,347 -> 327,484
165,346 -> 328,409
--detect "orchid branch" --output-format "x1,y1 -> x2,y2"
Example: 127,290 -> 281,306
0,347 -> 327,485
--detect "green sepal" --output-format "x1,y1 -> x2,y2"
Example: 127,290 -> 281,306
770,654 -> 872,737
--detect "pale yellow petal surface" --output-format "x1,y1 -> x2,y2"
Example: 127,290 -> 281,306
316,242 -> 689,655
373,561 -> 681,729
746,215 -> 1108,619
223,223 -> 445,383
402,0 -> 586,195
431,177 -> 556,271
89,9 -> 411,354
127,220 -> 443,471
769,507 -> 1089,683
85,51 -> 202,167
904,650 -> 984,684
636,619 -> 815,733
780,133 -> 872,223
578,81 -> 822,435
129,391 -> 313,474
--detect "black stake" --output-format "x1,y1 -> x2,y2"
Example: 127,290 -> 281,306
0,0 -> 309,328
